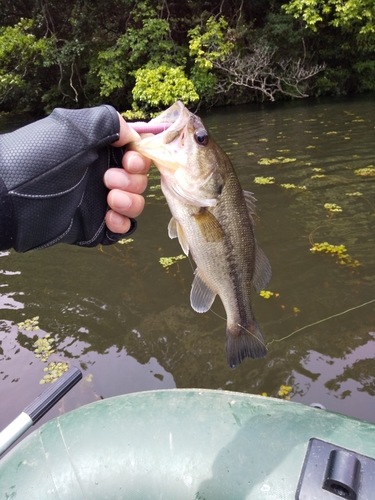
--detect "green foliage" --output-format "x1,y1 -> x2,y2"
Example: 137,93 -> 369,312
282,0 -> 375,36
0,1 -> 374,113
0,19 -> 54,111
188,16 -> 234,103
132,65 -> 199,111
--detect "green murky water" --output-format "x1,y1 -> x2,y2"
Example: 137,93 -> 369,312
0,95 -> 374,440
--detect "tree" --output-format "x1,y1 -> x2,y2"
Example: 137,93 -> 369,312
282,0 -> 375,38
189,16 -> 324,103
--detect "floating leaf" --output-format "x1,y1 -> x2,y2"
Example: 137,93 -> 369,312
280,183 -> 307,190
278,384 -> 292,399
324,203 -> 342,213
159,255 -> 187,269
117,238 -> 134,245
310,242 -> 360,267
254,176 -> 275,185
354,166 -> 375,177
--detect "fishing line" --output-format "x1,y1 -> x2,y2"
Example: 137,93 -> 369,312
267,297 -> 375,347
209,309 -> 266,347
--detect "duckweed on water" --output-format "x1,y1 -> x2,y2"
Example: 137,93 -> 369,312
117,238 -> 134,245
311,174 -> 326,179
159,255 -> 187,269
278,384 -> 293,399
17,316 -> 39,331
41,361 -> 69,384
310,242 -> 360,267
346,192 -> 363,197
354,166 -> 375,177
259,290 -> 274,299
280,183 -> 307,190
254,176 -> 275,185
258,157 -> 296,165
324,203 -> 342,213
33,334 -> 55,363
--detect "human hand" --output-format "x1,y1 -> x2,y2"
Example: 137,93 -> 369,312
104,114 -> 151,234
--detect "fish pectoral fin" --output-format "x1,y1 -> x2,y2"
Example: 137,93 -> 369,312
243,190 -> 257,218
192,208 -> 224,242
168,217 -> 189,256
168,217 -> 178,239
252,242 -> 272,293
190,270 -> 216,313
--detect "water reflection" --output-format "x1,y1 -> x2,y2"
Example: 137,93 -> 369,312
0,96 -> 374,435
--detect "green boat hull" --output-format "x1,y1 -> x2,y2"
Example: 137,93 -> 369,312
1,389 -> 374,499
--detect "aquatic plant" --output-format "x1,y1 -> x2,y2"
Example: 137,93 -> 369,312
259,290 -> 274,299
310,242 -> 360,267
159,254 -> 187,268
22,326 -> 70,383
41,361 -> 69,384
117,238 -> 134,245
258,157 -> 296,165
278,384 -> 292,399
354,166 -> 375,177
254,176 -> 275,185
17,317 -> 39,331
311,174 -> 326,179
280,183 -> 307,190
33,334 -> 55,363
346,192 -> 363,197
324,203 -> 342,213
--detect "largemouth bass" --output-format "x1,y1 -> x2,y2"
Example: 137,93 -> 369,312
130,101 -> 271,368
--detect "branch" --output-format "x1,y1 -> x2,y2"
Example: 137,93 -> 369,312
210,44 -> 325,101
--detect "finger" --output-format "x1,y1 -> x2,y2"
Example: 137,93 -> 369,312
123,150 -> 151,174
105,211 -> 131,234
104,168 -> 148,194
111,113 -> 140,147
107,189 -> 146,219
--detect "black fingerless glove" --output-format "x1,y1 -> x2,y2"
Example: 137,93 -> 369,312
0,105 -> 136,252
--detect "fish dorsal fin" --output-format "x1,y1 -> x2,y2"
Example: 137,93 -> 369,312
168,217 -> 189,256
192,208 -> 224,242
252,243 -> 272,293
190,269 -> 216,313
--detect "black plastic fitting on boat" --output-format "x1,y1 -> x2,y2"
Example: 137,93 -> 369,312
296,438 -> 375,499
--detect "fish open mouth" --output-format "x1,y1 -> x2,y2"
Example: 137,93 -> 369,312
129,101 -> 191,173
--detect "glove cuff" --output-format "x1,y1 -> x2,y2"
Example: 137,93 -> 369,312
0,177 -> 15,251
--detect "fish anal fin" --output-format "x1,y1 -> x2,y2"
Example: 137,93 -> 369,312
190,270 -> 216,313
252,243 -> 272,293
168,217 -> 189,256
192,208 -> 224,242
226,320 -> 267,368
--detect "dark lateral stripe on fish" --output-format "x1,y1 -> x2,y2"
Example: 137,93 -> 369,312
129,122 -> 173,135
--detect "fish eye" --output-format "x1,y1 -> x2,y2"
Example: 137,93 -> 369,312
194,129 -> 209,146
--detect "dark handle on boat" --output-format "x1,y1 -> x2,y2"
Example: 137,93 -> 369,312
24,367 -> 82,423
0,367 -> 82,456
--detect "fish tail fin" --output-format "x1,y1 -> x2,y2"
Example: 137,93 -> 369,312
226,320 -> 267,368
